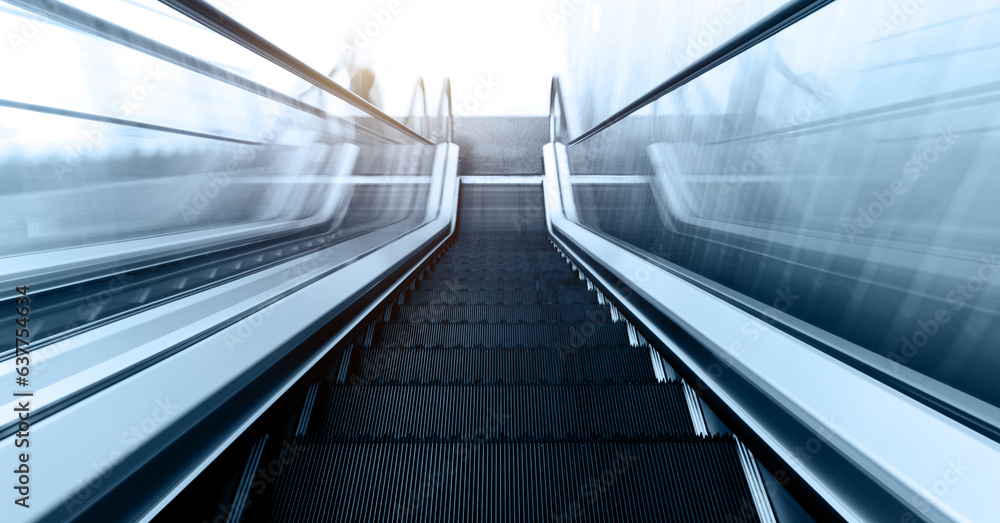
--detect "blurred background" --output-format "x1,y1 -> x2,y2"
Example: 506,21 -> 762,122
2,0 -> 1000,437
3,0 -> 1000,407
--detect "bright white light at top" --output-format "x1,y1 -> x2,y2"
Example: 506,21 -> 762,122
205,0 -> 569,116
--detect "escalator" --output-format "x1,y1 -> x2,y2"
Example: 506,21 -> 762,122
196,185 -> 775,522
8,1 -> 1000,521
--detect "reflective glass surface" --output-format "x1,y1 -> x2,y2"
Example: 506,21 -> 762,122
560,0 -> 789,137
566,0 -> 1000,407
0,1 -> 440,345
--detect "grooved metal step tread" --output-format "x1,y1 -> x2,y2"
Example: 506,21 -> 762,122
344,346 -> 658,385
425,271 -> 576,284
416,278 -> 583,292
365,322 -> 629,348
434,252 -> 566,259
316,383 -> 694,440
255,439 -> 762,523
434,252 -> 565,259
403,289 -> 596,306
431,257 -> 569,264
390,304 -> 616,324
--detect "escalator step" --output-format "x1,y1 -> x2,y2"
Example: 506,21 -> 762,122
404,289 -> 596,305
433,251 -> 565,260
318,383 -> 694,440
416,278 -> 583,292
391,304 -> 614,324
432,257 -> 570,267
257,439 -> 761,523
347,347 -> 656,385
445,238 -> 553,246
426,271 -> 575,285
434,257 -> 565,266
366,322 -> 629,348
344,346 -> 657,385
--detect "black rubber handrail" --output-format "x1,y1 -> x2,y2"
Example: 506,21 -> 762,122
567,0 -> 835,145
159,0 -> 433,145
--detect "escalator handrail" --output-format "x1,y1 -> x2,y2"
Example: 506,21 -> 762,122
159,0 -> 433,145
406,77 -> 429,138
549,75 -> 569,143
565,0 -> 835,146
438,77 -> 454,143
